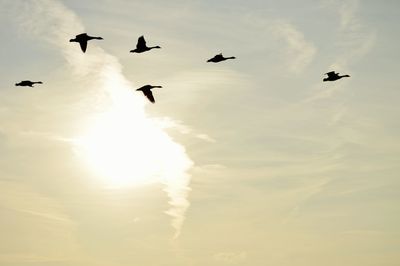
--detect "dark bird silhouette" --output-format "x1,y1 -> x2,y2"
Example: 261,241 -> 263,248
15,80 -> 43,87
130,36 -> 161,53
207,53 -> 236,63
323,71 -> 350,82
69,33 -> 103,53
136,85 -> 162,103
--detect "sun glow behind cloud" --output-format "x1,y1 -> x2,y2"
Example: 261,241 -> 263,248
77,87 -> 192,190
75,64 -> 193,237
13,0 -> 193,238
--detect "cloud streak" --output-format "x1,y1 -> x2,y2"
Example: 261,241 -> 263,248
270,19 -> 317,73
306,0 -> 375,102
11,0 -> 193,238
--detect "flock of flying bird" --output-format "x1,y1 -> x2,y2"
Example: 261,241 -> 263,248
15,32 -> 351,103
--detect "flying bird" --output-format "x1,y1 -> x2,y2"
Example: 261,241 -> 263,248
207,53 -> 236,63
136,85 -> 162,103
15,80 -> 43,87
323,71 -> 350,82
130,36 -> 161,53
69,33 -> 103,53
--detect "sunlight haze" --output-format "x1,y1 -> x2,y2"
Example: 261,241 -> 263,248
0,0 -> 399,265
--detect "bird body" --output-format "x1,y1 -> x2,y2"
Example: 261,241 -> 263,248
323,71 -> 350,82
15,80 -> 43,87
207,53 -> 236,63
136,85 -> 162,103
130,36 -> 161,53
70,33 -> 103,53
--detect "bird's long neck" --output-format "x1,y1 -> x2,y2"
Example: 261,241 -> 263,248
33,81 -> 43,84
149,46 -> 161,49
226,56 -> 236,60
339,75 -> 350,78
152,86 -> 162,88
89,36 -> 102,40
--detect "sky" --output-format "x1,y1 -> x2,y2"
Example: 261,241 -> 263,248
0,0 -> 399,265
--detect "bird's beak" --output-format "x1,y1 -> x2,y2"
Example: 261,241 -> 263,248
69,39 -> 74,42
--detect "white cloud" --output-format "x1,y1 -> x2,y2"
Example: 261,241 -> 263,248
9,0 -> 194,239
196,133 -> 216,143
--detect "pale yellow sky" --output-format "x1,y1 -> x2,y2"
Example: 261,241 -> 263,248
0,0 -> 399,266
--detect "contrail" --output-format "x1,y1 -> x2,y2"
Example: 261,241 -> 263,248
10,0 -> 193,238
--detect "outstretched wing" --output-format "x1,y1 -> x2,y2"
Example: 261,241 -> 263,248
78,40 -> 87,53
216,54 -> 224,59
137,36 -> 147,49
76,33 -> 87,38
144,89 -> 155,103
325,71 -> 337,78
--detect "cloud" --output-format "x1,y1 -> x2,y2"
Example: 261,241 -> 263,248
0,180 -> 79,263
196,133 -> 216,143
270,19 -> 317,73
10,0 -> 194,239
306,0 -> 375,102
330,0 -> 376,70
156,117 -> 217,143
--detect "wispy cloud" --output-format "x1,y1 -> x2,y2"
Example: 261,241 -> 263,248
306,0 -> 375,102
242,13 -> 317,73
0,180 -> 79,263
11,0 -> 193,238
157,117 -> 216,143
270,19 -> 317,73
331,0 -> 376,70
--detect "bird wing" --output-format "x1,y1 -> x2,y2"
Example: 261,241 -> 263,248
137,36 -> 146,49
19,81 -> 29,86
325,71 -> 336,78
144,89 -> 155,103
79,40 -> 87,52
76,33 -> 87,37
138,85 -> 152,91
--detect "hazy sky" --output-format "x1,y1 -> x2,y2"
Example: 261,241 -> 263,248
0,0 -> 399,265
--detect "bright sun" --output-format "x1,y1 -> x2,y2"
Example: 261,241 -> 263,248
74,68 -> 191,188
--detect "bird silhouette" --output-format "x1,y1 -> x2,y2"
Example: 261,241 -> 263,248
207,53 -> 236,63
15,80 -> 43,87
130,36 -> 161,53
323,71 -> 350,82
69,33 -> 103,53
136,85 -> 162,103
